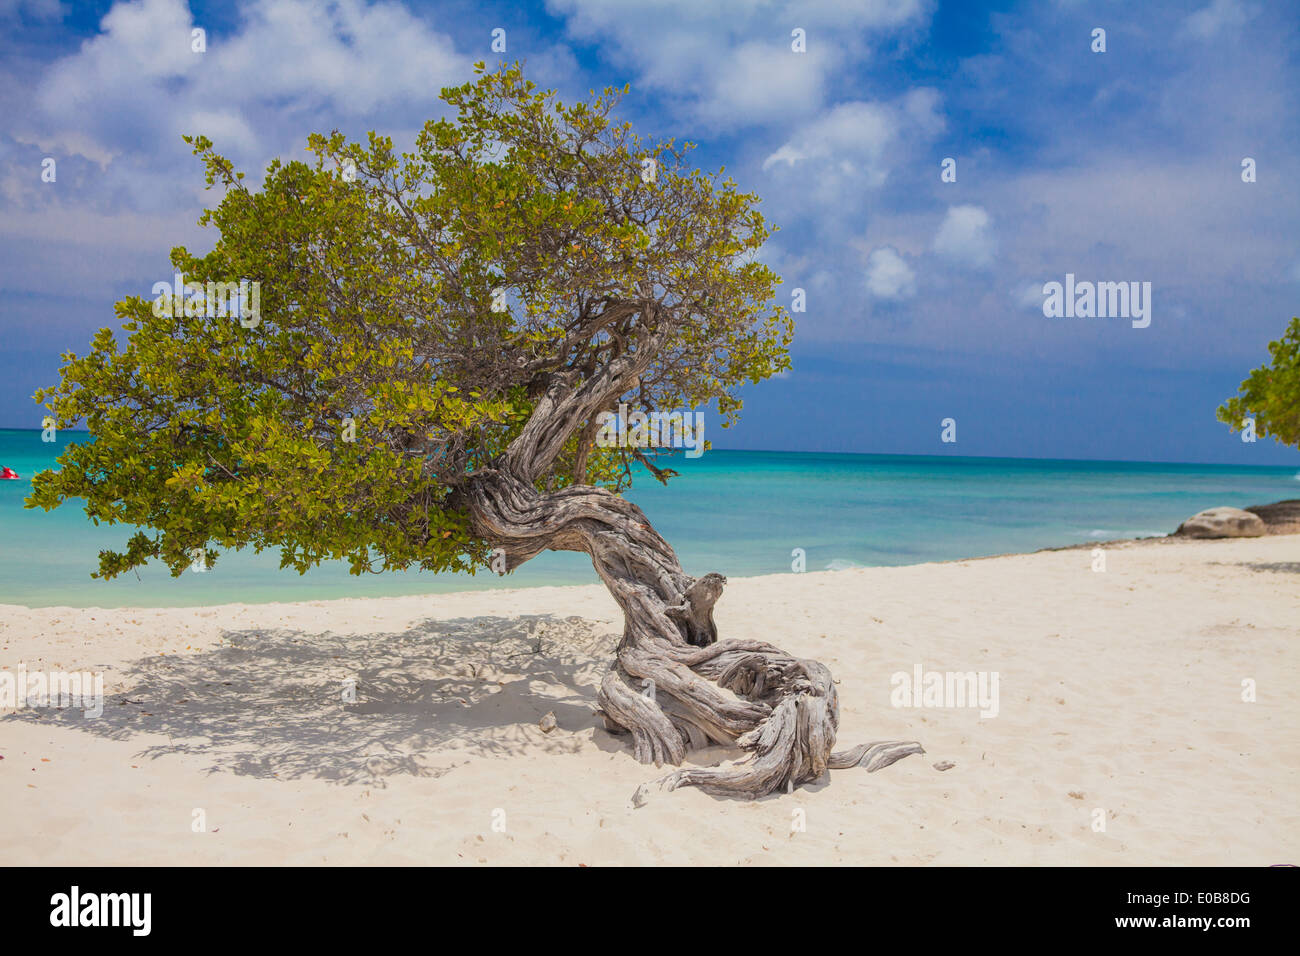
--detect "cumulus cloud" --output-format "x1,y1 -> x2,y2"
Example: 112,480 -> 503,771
547,0 -> 931,128
761,89 -> 943,201
22,0 -> 472,188
932,204 -> 995,268
763,102 -> 894,175
864,246 -> 916,300
703,41 -> 825,126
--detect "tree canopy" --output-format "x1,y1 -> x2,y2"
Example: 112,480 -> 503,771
28,62 -> 792,581
1217,316 -> 1300,448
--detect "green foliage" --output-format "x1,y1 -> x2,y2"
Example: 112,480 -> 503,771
28,62 -> 792,580
1217,316 -> 1300,448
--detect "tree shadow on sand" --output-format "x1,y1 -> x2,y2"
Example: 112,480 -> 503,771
3,614 -> 624,787
1225,561 -> 1300,575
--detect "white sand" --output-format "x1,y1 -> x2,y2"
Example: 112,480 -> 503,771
2,535 -> 1297,865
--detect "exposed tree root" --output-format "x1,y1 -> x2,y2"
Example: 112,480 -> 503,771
461,468 -> 922,804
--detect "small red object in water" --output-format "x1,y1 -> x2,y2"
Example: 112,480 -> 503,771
0,467 -> 19,480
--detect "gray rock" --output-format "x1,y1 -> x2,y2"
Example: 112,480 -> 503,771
1175,507 -> 1266,538
539,711 -> 558,733
1246,499 -> 1300,534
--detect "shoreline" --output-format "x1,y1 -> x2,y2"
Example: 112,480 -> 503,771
3,498 -> 1294,614
987,497 -> 1300,561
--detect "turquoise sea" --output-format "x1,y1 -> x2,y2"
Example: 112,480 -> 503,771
0,428 -> 1296,608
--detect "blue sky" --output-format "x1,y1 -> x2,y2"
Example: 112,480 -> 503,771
2,0 -> 1298,465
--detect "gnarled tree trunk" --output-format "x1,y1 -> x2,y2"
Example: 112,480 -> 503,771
459,467 -> 923,804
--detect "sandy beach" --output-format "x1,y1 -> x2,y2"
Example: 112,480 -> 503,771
2,533 -> 1297,866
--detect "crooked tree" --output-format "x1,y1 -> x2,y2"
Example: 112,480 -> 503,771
29,64 -> 921,802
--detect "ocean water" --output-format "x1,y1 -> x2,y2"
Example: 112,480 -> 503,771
0,428 -> 1296,608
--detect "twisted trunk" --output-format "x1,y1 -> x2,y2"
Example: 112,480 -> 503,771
459,468 -> 922,804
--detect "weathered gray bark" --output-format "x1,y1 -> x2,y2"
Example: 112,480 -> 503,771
459,467 -> 923,804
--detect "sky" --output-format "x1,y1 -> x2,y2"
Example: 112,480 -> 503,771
2,0 -> 1299,465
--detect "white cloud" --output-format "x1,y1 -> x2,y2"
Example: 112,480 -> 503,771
763,101 -> 894,175
28,0 -> 472,172
932,204 -> 995,268
547,0 -> 931,128
986,161 -> 1297,285
185,110 -> 258,148
210,0 -> 467,115
1183,0 -> 1253,40
700,41 -> 825,126
1014,280 -> 1046,311
761,89 -> 943,197
864,246 -> 916,300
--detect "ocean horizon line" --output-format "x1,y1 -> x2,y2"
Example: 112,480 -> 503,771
3,427 -> 1297,473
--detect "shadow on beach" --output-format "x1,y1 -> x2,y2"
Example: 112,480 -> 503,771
1235,561 -> 1300,574
3,614 -> 622,787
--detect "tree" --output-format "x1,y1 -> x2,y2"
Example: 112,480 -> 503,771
1218,316 -> 1300,448
28,63 -> 921,802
